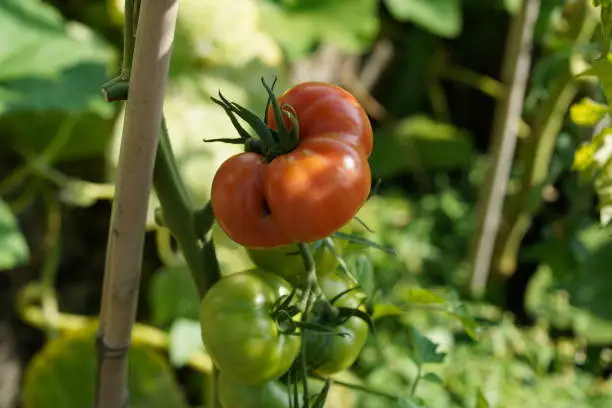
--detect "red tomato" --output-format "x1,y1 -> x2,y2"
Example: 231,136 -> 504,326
266,137 -> 371,243
212,138 -> 370,247
211,153 -> 291,248
266,82 -> 373,157
211,81 -> 373,248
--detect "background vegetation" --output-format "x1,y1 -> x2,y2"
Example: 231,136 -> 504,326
2,0 -> 612,407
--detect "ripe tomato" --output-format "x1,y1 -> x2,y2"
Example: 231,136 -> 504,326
210,153 -> 291,248
212,137 -> 371,247
199,270 -> 301,384
218,371 -> 299,408
246,238 -> 344,286
305,272 -> 369,375
266,82 -> 373,157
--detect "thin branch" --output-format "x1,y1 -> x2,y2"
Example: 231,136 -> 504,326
467,0 -> 541,296
95,0 -> 179,407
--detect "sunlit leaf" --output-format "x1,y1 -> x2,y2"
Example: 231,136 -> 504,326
259,0 -> 379,60
407,326 -> 447,365
503,0 -> 521,14
384,0 -> 462,38
0,0 -> 113,81
168,318 -> 205,368
372,303 -> 405,320
22,327 -> 189,408
570,97 -> 610,126
392,286 -> 446,305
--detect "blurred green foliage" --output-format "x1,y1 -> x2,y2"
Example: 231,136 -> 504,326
2,0 -> 612,407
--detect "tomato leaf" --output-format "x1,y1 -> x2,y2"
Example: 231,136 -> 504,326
372,303 -> 405,320
346,254 -> 375,297
397,395 -> 426,408
0,199 -> 29,271
0,0 -> 113,81
407,327 -> 447,365
259,0 -> 379,60
421,372 -> 444,385
22,327 -> 189,408
384,0 -> 462,38
168,318 -> 205,368
392,287 -> 446,305
370,115 -> 473,178
149,265 -> 200,328
333,231 -> 397,255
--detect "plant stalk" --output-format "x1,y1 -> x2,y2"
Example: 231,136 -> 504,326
95,1 -> 179,407
488,1 -> 598,286
467,0 -> 541,296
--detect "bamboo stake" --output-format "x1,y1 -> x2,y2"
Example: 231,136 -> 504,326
95,0 -> 179,407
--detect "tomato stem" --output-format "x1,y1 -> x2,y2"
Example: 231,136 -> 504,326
211,80 -> 303,162
322,237 -> 358,284
310,374 -> 403,402
263,76 -> 278,125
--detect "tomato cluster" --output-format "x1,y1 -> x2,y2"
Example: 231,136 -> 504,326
211,81 -> 373,249
201,82 -> 374,407
199,268 -> 370,407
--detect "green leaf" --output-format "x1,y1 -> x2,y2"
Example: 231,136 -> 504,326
259,0 -> 379,60
392,286 -> 446,305
168,318 -> 205,368
398,395 -> 426,408
476,389 -> 490,408
421,372 -> 444,385
407,326 -> 446,365
570,97 -> 610,126
149,265 -> 200,327
0,112 -> 115,161
578,56 -> 612,105
372,303 -> 405,320
0,63 -> 113,116
346,254 -> 376,297
384,0 -> 462,38
0,0 -> 113,81
503,0 -> 521,14
0,199 -> 29,271
525,232 -> 612,344
22,328 -> 189,408
370,115 -> 473,178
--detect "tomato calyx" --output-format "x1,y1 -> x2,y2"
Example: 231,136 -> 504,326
270,289 -> 348,338
205,78 -> 302,162
311,286 -> 375,334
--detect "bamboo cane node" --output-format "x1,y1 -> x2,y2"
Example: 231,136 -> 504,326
96,332 -> 130,360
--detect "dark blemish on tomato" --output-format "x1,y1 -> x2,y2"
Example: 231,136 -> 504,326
262,197 -> 272,216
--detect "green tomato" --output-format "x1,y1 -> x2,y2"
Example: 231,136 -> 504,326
305,272 -> 369,375
218,371 -> 300,408
246,238 -> 345,286
199,270 -> 301,384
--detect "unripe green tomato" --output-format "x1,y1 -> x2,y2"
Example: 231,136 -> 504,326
199,270 -> 301,384
246,237 -> 346,286
218,371 -> 301,408
305,272 -> 369,375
